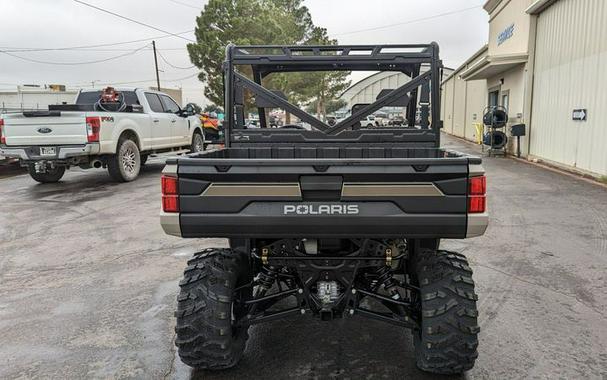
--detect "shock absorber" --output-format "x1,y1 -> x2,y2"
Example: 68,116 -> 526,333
256,266 -> 278,295
248,265 -> 279,317
376,265 -> 401,300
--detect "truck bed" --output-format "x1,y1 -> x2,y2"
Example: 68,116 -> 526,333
164,147 -> 482,239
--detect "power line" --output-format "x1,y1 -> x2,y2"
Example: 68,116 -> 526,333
2,47 -> 153,52
0,47 -> 189,53
167,0 -> 203,10
329,5 -> 483,37
157,51 -> 196,70
73,0 -> 196,42
68,72 -> 200,87
1,4 -> 482,55
165,72 -> 199,82
0,44 -> 150,66
0,30 -> 193,53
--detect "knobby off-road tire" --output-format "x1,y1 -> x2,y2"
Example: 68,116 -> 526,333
107,138 -> 140,182
27,165 -> 66,183
175,248 -> 251,369
412,249 -> 480,374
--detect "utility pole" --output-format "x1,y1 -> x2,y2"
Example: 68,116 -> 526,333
152,40 -> 161,91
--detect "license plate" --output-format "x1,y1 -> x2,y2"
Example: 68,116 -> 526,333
40,147 -> 56,156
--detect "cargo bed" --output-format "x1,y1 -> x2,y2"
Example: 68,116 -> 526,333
164,147 -> 482,239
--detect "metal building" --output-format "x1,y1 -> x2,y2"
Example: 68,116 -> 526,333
340,68 -> 453,113
442,0 -> 607,177
0,86 -> 78,113
0,86 -> 186,116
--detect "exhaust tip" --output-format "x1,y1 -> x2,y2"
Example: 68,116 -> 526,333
92,160 -> 102,168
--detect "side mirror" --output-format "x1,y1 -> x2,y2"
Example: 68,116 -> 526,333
182,104 -> 196,117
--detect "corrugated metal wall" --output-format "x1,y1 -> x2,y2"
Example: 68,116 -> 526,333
443,79 -> 455,134
530,0 -> 607,175
453,76 -> 467,137
440,76 -> 487,143
464,80 -> 487,141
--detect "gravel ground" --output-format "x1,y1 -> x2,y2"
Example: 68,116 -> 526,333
0,135 -> 605,379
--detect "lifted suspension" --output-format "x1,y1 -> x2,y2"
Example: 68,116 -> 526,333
233,238 -> 420,329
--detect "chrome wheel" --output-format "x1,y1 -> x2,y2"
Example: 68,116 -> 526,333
116,139 -> 140,181
121,146 -> 137,173
192,133 -> 204,152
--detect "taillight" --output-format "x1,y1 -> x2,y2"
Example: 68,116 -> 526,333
86,116 -> 101,142
161,175 -> 179,212
468,175 -> 486,213
0,118 -> 5,144
161,175 -> 178,195
468,175 -> 486,195
468,196 -> 486,213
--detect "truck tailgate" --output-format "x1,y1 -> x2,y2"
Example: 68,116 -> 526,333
169,147 -> 478,239
2,112 -> 88,145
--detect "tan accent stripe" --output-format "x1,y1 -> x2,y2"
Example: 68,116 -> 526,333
341,183 -> 444,197
160,211 -> 181,237
201,183 -> 302,197
162,164 -> 177,176
469,164 -> 485,177
467,212 -> 489,238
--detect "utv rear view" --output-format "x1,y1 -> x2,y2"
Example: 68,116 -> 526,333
161,43 -> 487,374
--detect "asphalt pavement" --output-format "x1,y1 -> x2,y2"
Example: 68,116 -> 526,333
0,135 -> 606,379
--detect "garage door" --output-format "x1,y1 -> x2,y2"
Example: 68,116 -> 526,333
529,0 -> 607,176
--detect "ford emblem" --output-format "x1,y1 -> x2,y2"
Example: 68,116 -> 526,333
37,127 -> 52,134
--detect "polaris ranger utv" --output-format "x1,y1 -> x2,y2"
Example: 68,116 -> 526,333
160,43 -> 488,374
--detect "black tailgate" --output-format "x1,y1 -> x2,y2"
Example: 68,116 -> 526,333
173,147 -> 475,239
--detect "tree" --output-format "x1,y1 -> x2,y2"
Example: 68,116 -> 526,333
306,99 -> 347,117
188,1 -> 351,126
326,99 -> 348,115
203,104 -> 224,114
298,27 -> 351,119
187,0 -> 315,105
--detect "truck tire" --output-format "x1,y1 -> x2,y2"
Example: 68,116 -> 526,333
412,249 -> 479,374
107,138 -> 140,182
27,165 -> 66,183
191,131 -> 205,153
175,248 -> 251,369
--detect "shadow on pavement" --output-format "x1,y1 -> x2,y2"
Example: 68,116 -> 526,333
22,162 -> 165,202
0,158 -> 26,179
186,316 -> 463,380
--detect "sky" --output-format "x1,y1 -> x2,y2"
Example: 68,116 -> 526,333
0,0 -> 489,106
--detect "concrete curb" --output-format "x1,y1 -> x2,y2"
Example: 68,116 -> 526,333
510,156 -> 607,190
443,132 -> 607,190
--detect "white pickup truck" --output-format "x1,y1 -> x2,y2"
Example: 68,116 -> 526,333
0,88 -> 204,183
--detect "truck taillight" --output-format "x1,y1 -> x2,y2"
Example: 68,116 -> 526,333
468,175 -> 486,195
0,118 -> 5,144
468,196 -> 486,213
468,175 -> 486,213
86,116 -> 101,142
161,175 -> 179,212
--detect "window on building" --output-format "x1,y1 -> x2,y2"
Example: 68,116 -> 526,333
488,90 -> 499,107
501,93 -> 509,112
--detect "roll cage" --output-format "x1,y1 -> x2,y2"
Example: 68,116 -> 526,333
222,43 -> 444,147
